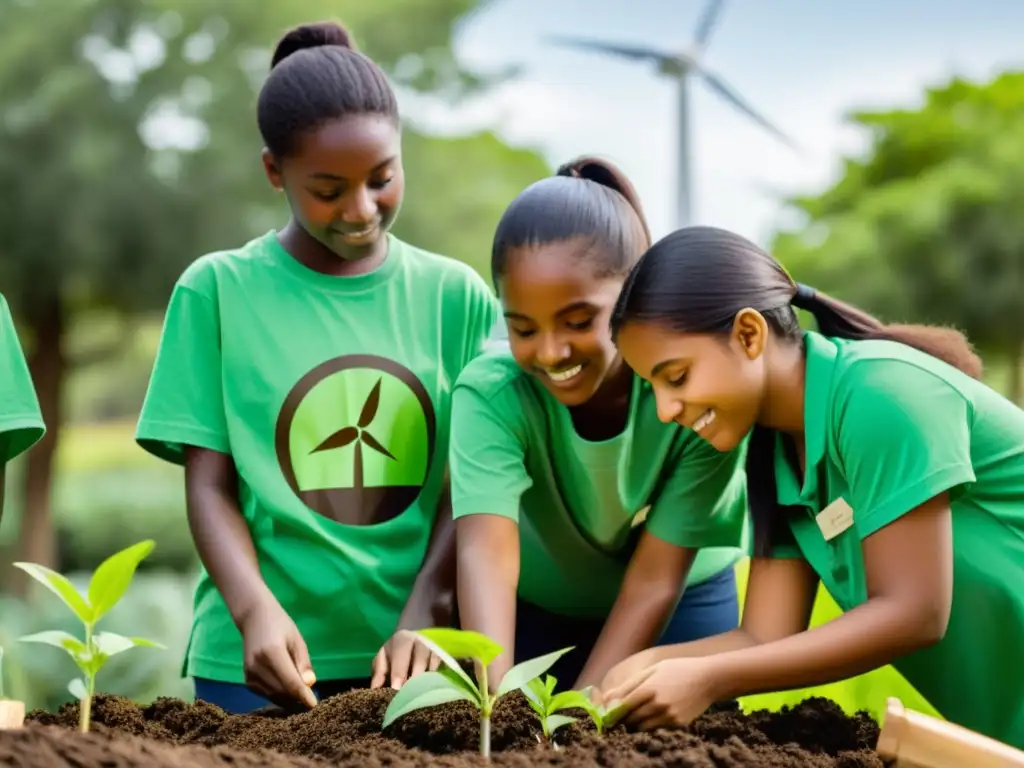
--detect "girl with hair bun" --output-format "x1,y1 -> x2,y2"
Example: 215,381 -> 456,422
600,225 -> 1024,748
450,158 -> 750,690
136,20 -> 499,713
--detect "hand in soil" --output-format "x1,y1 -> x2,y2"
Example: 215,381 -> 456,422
239,599 -> 318,709
604,657 -> 718,731
370,629 -> 440,689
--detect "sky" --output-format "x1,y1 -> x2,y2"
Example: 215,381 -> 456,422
402,0 -> 1024,247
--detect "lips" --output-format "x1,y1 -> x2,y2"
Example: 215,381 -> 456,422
335,223 -> 380,245
539,362 -> 586,389
692,408 -> 716,434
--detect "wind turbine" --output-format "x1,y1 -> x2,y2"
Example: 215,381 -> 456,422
546,0 -> 801,228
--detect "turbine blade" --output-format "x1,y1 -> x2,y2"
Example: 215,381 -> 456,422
311,426 -> 358,453
361,432 -> 396,461
545,35 -> 679,65
694,0 -> 726,48
697,68 -> 803,154
358,378 -> 383,428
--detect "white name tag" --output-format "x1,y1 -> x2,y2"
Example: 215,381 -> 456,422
816,497 -> 854,541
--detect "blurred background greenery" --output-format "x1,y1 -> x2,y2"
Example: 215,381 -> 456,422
0,0 -> 1018,722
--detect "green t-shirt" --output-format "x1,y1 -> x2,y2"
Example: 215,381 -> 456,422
772,330 -> 1024,748
136,231 -> 499,683
450,350 -> 750,618
0,293 -> 44,463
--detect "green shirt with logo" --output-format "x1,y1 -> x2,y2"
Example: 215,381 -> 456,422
450,350 -> 750,618
0,294 -> 45,464
771,330 -> 1024,748
136,231 -> 500,683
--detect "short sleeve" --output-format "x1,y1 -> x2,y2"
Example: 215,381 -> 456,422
135,281 -> 230,465
0,297 -> 45,463
449,383 -> 532,522
645,435 -> 749,549
462,277 -> 502,370
833,359 -> 976,539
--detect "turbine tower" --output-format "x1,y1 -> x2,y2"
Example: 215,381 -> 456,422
547,0 -> 801,228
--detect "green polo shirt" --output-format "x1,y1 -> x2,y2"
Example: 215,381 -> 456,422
0,294 -> 44,464
772,330 -> 1024,748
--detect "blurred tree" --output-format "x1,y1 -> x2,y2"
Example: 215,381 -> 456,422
0,0 -> 547,592
772,72 -> 1024,402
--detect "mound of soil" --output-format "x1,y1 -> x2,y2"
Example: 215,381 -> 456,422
0,689 -> 885,767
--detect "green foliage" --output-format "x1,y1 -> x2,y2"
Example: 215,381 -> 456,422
522,675 -> 588,742
13,540 -> 166,731
772,70 -> 1024,401
382,628 -> 573,758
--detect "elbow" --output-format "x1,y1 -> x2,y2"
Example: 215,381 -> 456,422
913,604 -> 949,649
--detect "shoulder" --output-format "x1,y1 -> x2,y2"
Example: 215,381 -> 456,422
172,232 -> 280,301
828,335 -> 973,415
396,238 -> 493,297
454,348 -> 531,401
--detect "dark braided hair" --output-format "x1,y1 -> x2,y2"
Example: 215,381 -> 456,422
491,156 -> 651,287
257,21 -> 399,159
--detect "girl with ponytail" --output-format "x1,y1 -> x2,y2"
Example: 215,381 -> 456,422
449,160 -> 750,690
601,225 -> 1024,748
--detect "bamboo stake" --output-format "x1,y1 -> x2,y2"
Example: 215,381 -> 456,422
0,700 -> 25,730
876,697 -> 1024,768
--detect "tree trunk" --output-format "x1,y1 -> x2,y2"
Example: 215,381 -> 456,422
9,294 -> 65,598
1009,340 -> 1023,407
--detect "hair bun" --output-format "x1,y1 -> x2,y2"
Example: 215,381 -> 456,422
271,21 -> 355,69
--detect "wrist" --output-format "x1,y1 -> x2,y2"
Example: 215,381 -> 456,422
703,651 -> 745,702
230,583 -> 276,630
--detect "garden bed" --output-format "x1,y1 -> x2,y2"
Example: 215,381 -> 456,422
1,689 -> 884,767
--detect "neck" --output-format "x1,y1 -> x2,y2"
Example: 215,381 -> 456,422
278,219 -> 387,277
568,358 -> 633,440
757,337 -> 807,439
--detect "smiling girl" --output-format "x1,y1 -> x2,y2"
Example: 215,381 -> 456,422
450,158 -> 749,690
601,225 -> 1024,747
136,21 -> 498,714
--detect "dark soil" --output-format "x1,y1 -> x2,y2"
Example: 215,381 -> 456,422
0,689 -> 885,767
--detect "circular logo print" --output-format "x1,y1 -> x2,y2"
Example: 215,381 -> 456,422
274,354 -> 436,526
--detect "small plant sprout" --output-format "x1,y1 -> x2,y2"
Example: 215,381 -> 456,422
382,628 -> 573,759
579,686 -> 629,735
522,674 -> 593,745
14,540 -> 166,733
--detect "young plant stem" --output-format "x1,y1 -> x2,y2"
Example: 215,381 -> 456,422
79,624 -> 94,733
480,662 -> 491,759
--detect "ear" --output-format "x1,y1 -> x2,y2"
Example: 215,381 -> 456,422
731,308 -> 769,360
262,148 -> 284,191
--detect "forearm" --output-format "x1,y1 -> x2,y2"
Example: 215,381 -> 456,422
711,597 -> 941,701
399,480 -> 457,629
185,451 -> 271,628
575,583 -> 681,689
455,518 -> 519,684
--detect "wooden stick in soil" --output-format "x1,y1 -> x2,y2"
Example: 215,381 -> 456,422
0,700 -> 25,730
876,697 -> 1024,768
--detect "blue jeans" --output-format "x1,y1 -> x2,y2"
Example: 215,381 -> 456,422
514,565 -> 739,684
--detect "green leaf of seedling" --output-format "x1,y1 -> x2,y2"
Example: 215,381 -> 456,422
416,628 -> 503,667
11,563 -> 92,623
19,630 -> 88,657
87,540 -> 155,624
550,689 -> 593,713
496,646 -> 574,698
382,670 -> 476,728
602,698 -> 630,729
438,666 -> 482,704
411,630 -> 483,693
92,632 -> 166,657
544,675 -> 557,696
545,713 -> 576,734
68,678 -> 88,701
522,677 -> 547,708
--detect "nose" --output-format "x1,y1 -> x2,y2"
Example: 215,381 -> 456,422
535,333 -> 570,369
341,186 -> 377,225
654,388 -> 684,424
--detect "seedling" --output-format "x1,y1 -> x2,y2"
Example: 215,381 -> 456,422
579,686 -> 629,734
382,628 -> 573,759
522,674 -> 593,745
13,540 -> 166,732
